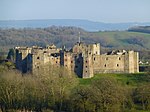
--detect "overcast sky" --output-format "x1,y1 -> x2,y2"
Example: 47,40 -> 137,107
0,0 -> 150,23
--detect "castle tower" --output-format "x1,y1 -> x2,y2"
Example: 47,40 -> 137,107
124,51 -> 139,73
74,53 -> 83,78
134,52 -> 139,73
15,47 -> 32,73
60,51 -> 72,71
82,53 -> 94,78
92,43 -> 100,55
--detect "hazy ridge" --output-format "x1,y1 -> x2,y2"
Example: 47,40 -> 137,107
1,19 -> 150,31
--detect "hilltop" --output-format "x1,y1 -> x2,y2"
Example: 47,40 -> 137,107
128,26 -> 150,34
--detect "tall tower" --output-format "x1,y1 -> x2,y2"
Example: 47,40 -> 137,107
82,53 -> 94,78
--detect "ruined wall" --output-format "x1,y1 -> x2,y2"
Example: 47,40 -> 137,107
91,43 -> 100,55
32,49 -> 61,74
60,51 -> 72,71
124,51 -> 139,73
15,48 -> 32,73
15,42 -> 139,78
93,54 -> 125,73
134,52 -> 139,73
72,43 -> 100,55
82,54 -> 94,78
73,54 -> 83,78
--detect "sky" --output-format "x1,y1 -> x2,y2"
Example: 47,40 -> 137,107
0,0 -> 150,23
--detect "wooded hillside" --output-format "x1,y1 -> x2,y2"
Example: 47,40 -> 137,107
0,26 -> 150,61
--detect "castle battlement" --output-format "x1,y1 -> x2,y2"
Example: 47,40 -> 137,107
15,42 -> 139,78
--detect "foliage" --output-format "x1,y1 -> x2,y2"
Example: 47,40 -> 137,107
7,49 -> 15,62
79,73 -> 150,86
0,65 -> 78,112
0,27 -> 150,61
0,68 -> 150,111
128,26 -> 150,34
133,84 -> 150,110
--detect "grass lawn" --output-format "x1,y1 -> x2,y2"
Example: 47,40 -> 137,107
79,72 -> 150,87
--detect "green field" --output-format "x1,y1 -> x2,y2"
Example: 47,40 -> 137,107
79,73 -> 150,87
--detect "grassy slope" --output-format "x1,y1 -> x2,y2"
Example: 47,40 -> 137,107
94,31 -> 150,50
79,73 -> 150,87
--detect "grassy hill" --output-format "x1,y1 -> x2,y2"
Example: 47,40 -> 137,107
0,27 -> 150,61
128,26 -> 150,34
93,31 -> 150,50
79,73 -> 150,87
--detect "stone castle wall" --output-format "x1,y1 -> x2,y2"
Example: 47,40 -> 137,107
93,54 -> 125,73
15,42 -> 139,78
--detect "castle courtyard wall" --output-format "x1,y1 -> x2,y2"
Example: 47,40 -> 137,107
15,42 -> 139,78
93,54 -> 125,73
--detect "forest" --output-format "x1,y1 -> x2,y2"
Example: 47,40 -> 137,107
0,62 -> 150,112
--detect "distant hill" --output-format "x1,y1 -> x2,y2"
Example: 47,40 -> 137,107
128,26 -> 150,34
0,19 -> 150,31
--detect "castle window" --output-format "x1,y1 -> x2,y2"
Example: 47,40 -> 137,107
119,57 -> 121,60
94,57 -> 95,61
104,64 -> 106,67
37,57 -> 40,59
86,66 -> 87,68
86,71 -> 87,73
117,64 -> 119,67
56,61 -> 57,63
106,57 -> 108,60
71,61 -> 73,63
75,66 -> 78,68
65,59 -> 67,61
96,51 -> 97,54
86,60 -> 88,63
65,65 -> 67,67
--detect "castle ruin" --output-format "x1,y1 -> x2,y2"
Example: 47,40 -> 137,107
15,42 -> 139,78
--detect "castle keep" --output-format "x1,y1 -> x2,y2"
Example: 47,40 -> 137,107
15,42 -> 139,78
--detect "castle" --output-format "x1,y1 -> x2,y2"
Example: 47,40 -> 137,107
15,42 -> 139,78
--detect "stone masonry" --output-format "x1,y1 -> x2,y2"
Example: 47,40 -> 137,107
15,42 -> 139,78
